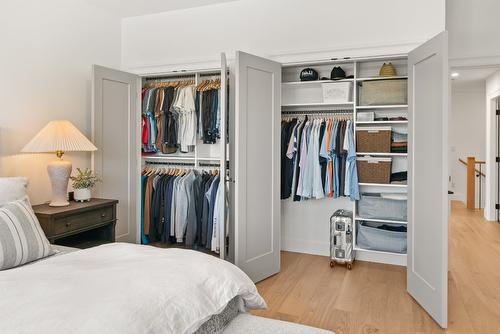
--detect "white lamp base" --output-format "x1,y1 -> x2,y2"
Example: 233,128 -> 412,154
47,159 -> 72,207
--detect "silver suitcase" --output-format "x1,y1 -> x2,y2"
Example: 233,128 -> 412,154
330,209 -> 355,269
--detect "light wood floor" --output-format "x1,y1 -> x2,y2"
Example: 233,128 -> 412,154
252,201 -> 500,334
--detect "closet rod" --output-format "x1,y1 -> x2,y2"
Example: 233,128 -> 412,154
282,109 -> 354,115
199,72 -> 222,77
144,74 -> 196,81
144,161 -> 220,168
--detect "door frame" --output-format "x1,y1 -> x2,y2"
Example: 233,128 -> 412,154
487,87 -> 500,221
450,63 -> 500,221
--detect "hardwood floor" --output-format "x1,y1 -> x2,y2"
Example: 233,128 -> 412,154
252,201 -> 500,334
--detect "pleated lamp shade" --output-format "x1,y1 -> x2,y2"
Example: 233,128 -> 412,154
21,120 -> 97,154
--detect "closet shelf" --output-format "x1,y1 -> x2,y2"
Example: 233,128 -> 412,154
197,157 -> 221,161
142,153 -> 195,162
356,105 -> 408,110
356,120 -> 408,125
354,246 -> 407,256
356,152 -> 408,157
282,102 -> 354,108
358,182 -> 407,188
282,79 -> 354,86
355,216 -> 407,225
356,75 -> 408,81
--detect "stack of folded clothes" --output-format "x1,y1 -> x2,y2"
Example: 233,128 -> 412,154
390,171 -> 407,184
391,129 -> 407,153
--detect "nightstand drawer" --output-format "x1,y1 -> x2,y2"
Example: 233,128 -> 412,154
53,206 -> 114,235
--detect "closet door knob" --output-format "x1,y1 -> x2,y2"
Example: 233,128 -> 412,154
66,222 -> 72,227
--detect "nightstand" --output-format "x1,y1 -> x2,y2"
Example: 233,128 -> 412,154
32,198 -> 118,249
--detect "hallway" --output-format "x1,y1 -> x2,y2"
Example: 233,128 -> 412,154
253,201 -> 500,333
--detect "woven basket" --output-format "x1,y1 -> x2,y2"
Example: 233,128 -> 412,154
359,79 -> 407,106
356,127 -> 391,153
379,62 -> 397,77
357,157 -> 392,184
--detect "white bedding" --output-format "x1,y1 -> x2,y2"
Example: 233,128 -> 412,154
0,243 -> 266,334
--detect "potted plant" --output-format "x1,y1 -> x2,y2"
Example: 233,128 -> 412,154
70,168 -> 101,202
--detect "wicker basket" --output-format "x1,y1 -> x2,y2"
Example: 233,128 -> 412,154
357,157 -> 392,184
379,62 -> 397,77
356,127 -> 391,153
359,79 -> 407,106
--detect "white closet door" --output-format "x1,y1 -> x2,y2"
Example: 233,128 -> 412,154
92,65 -> 141,243
407,32 -> 449,328
233,51 -> 281,282
219,53 -> 228,259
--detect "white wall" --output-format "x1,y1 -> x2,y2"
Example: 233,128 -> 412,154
447,0 -> 500,66
485,71 -> 500,220
449,81 -> 486,205
0,0 -> 122,205
122,0 -> 445,73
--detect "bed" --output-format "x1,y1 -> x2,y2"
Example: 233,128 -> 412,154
0,177 -> 333,334
1,243 -> 333,334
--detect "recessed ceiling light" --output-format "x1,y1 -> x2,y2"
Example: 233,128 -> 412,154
451,72 -> 459,77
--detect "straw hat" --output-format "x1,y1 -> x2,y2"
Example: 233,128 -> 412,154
379,62 -> 397,77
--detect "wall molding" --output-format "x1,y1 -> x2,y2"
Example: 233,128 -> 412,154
123,39 -> 426,75
281,237 -> 329,257
450,55 -> 500,68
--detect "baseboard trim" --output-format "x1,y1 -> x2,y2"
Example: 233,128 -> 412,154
281,237 -> 329,257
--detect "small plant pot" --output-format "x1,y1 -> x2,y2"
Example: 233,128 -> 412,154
74,188 -> 91,202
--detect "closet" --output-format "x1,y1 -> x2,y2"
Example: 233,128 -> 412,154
92,32 -> 449,327
280,57 -> 409,266
93,58 -> 229,260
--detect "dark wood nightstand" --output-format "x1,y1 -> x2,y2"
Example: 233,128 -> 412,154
32,198 -> 118,249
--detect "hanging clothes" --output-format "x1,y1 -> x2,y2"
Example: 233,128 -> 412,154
141,79 -> 222,156
140,167 -> 225,253
281,115 -> 359,202
141,79 -> 221,154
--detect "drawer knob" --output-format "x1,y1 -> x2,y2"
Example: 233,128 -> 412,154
101,213 -> 106,218
66,222 -> 72,227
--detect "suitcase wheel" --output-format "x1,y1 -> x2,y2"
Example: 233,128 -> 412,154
329,261 -> 335,268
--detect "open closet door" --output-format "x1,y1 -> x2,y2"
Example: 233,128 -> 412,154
92,65 -> 141,243
407,32 -> 449,328
232,51 -> 281,282
219,53 -> 228,260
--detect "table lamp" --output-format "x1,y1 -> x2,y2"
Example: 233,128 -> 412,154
21,120 -> 97,207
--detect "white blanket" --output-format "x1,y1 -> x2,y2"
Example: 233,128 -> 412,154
0,243 -> 266,334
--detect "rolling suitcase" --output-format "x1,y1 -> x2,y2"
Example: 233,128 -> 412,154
330,209 -> 354,269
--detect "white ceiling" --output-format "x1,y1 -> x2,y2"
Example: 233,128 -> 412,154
451,66 -> 500,86
85,0 -> 238,18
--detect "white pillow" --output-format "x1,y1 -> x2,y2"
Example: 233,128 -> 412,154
0,196 -> 54,270
0,177 -> 29,205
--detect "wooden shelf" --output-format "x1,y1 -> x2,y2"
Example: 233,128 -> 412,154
357,152 -> 408,157
356,105 -> 408,110
356,120 -> 408,125
355,216 -> 407,225
356,75 -> 408,81
358,183 -> 407,188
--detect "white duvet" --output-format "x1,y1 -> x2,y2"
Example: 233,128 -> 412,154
0,243 -> 266,334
